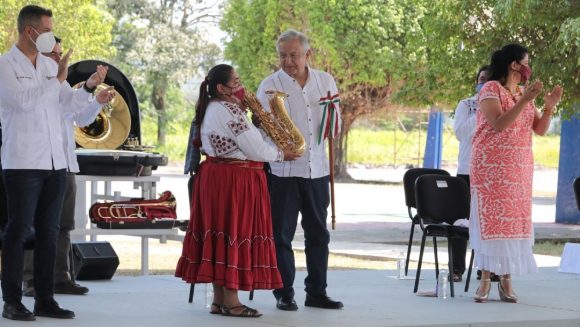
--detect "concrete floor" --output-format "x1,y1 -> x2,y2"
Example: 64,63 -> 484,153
3,268 -> 580,327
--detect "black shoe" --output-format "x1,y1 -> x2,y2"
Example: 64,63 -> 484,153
34,298 -> 75,319
304,294 -> 343,309
54,281 -> 89,295
276,296 -> 298,311
22,280 -> 35,297
2,302 -> 35,321
451,273 -> 463,282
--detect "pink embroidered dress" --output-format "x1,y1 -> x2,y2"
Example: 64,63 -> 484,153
469,81 -> 538,275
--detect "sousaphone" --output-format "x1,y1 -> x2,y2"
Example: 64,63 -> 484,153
67,60 -> 167,176
68,60 -> 140,148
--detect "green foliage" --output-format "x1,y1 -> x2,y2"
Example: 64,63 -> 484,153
0,0 -> 115,60
403,0 -> 579,118
222,0 -> 425,95
105,0 -> 222,146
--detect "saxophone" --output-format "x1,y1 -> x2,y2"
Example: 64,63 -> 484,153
243,90 -> 305,155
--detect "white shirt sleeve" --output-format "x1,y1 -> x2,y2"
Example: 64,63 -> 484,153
74,100 -> 102,127
327,74 -> 342,135
57,81 -> 94,114
453,99 -> 476,142
256,79 -> 274,113
202,102 -> 282,162
234,113 -> 282,162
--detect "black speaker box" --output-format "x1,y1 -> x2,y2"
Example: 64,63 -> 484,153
72,241 -> 120,280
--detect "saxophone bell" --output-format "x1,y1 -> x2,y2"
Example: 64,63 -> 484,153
243,91 -> 305,155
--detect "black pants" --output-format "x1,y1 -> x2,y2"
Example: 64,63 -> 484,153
450,174 -> 470,275
268,174 -> 330,299
1,169 -> 66,302
23,173 -> 76,284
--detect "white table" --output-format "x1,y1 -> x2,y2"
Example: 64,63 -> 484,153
73,174 -> 171,275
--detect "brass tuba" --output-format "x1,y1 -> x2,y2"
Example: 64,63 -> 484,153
74,83 -> 132,150
243,91 -> 305,155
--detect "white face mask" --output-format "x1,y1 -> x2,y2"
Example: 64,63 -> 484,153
31,28 -> 56,53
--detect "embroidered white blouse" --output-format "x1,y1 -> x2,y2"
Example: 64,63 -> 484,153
0,45 -> 92,170
453,94 -> 478,175
257,68 -> 341,179
200,100 -> 282,162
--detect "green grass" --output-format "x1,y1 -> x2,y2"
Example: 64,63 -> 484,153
347,128 -> 561,168
140,117 -> 561,168
533,241 -> 566,256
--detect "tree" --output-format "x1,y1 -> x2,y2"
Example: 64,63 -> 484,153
222,0 -> 427,179
400,0 -> 579,117
0,0 -> 115,60
222,0 -> 578,180
106,0 -> 222,146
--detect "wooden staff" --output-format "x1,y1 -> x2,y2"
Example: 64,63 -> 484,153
329,136 -> 336,230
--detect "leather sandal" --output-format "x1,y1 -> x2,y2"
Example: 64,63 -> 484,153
210,303 -> 222,315
221,305 -> 262,318
498,276 -> 518,303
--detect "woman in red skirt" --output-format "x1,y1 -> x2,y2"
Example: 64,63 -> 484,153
175,64 -> 299,317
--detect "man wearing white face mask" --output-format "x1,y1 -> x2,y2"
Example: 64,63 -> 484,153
21,36 -> 115,298
0,5 -> 109,321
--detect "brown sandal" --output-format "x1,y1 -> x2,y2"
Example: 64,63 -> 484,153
210,303 -> 222,315
221,305 -> 262,318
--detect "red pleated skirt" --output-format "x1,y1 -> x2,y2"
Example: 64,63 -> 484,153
175,157 -> 283,291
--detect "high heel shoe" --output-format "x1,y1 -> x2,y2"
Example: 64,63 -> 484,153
498,276 -> 518,303
474,279 -> 491,303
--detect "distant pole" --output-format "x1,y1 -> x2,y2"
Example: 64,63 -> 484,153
556,115 -> 580,223
417,110 -> 422,166
422,107 -> 443,169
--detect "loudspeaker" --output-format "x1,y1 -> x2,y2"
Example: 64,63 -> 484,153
72,241 -> 120,280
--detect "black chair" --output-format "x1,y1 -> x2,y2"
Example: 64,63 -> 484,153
402,168 -> 450,276
413,174 -> 474,297
574,177 -> 580,211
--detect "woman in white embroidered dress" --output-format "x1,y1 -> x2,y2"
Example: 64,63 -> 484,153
471,44 -> 563,303
175,64 -> 300,317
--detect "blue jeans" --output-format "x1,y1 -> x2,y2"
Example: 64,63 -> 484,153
1,169 -> 66,303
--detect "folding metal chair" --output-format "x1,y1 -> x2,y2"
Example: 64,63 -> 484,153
402,168 -> 450,276
412,174 -> 474,297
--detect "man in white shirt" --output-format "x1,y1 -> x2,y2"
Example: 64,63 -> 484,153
257,29 -> 343,311
452,65 -> 490,282
22,36 -> 114,298
0,5 -> 108,321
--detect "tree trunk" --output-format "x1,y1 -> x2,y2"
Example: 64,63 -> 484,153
333,112 -> 357,181
151,74 -> 169,146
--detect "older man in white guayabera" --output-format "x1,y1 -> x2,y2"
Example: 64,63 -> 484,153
257,29 -> 344,311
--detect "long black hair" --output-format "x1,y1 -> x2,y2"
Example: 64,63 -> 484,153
487,44 -> 528,84
193,64 -> 234,148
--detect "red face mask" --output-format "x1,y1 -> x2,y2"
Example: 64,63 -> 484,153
232,87 -> 245,102
518,64 -> 532,84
